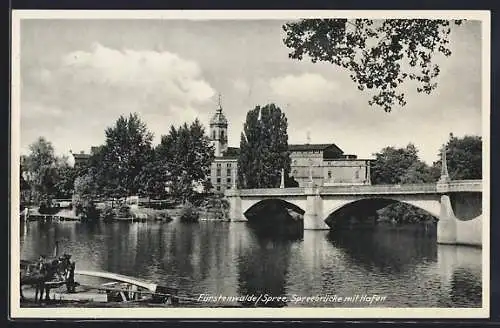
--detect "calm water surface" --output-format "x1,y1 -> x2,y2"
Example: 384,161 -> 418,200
19,220 -> 482,307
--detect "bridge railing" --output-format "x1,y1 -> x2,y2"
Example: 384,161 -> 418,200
445,180 -> 483,192
228,180 -> 482,197
320,183 -> 438,194
237,187 -> 305,196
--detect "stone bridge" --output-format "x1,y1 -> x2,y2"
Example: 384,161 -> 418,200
224,179 -> 483,246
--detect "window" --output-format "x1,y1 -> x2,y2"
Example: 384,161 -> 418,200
227,168 -> 232,176
216,168 -> 221,176
328,171 -> 332,179
227,178 -> 231,183
355,170 -> 359,179
227,163 -> 232,167
216,186 -> 221,191
217,163 -> 222,167
227,185 -> 231,189
220,130 -> 225,140
212,131 -> 216,139
217,178 -> 221,183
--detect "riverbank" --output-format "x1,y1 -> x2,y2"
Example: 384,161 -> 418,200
23,195 -> 231,223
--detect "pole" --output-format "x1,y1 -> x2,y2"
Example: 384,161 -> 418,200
439,144 -> 450,182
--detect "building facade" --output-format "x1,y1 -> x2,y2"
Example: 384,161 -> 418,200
209,101 -> 239,192
208,104 -> 372,192
289,144 -> 372,187
71,150 -> 91,169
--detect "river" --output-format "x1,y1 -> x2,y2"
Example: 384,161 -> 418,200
19,219 -> 482,308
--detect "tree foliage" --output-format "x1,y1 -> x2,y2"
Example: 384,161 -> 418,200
73,168 -> 101,219
370,143 -> 436,225
24,137 -> 59,205
98,113 -> 154,198
433,133 -> 482,180
53,157 -> 79,199
140,119 -> 214,201
370,143 -> 431,184
238,104 -> 291,188
282,19 -> 463,112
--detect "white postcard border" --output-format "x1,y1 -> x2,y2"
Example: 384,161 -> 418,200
10,9 -> 491,319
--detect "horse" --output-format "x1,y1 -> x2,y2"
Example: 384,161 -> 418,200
20,254 -> 72,303
20,260 -> 50,302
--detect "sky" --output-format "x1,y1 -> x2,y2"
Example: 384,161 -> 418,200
18,17 -> 483,164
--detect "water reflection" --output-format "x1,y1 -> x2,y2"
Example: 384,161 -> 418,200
19,220 -> 482,308
236,224 -> 301,307
326,229 -> 438,275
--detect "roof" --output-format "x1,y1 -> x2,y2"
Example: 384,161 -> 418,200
288,143 -> 341,152
209,107 -> 228,126
215,147 -> 240,160
72,153 -> 91,160
214,145 -> 346,155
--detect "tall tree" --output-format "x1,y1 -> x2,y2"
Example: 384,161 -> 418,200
24,137 -> 59,205
370,143 -> 425,184
73,167 -> 101,219
282,19 -> 464,112
400,161 -> 436,184
433,133 -> 482,180
53,158 -> 79,199
99,113 -> 153,198
20,155 -> 31,205
238,104 -> 291,188
145,119 -> 214,201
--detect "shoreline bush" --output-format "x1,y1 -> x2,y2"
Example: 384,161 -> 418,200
180,201 -> 199,222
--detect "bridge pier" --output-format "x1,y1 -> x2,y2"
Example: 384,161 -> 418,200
437,195 -> 457,245
227,190 -> 245,222
304,187 -> 329,230
437,194 -> 482,247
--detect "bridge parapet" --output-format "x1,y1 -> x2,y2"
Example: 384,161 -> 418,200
320,183 -> 438,195
442,180 -> 482,193
233,187 -> 305,197
224,180 -> 482,198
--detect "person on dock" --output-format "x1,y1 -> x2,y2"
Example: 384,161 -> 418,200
66,261 -> 77,293
22,207 -> 29,221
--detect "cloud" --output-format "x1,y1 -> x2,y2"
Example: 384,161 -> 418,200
60,43 -> 215,105
21,43 -> 217,153
21,102 -> 63,119
233,78 -> 249,93
269,73 -> 341,103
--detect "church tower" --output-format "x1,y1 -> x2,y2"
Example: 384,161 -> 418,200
209,94 -> 228,157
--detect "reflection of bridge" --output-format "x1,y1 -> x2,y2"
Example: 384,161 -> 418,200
225,179 -> 483,246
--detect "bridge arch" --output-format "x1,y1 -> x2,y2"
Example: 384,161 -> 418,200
323,196 -> 441,228
242,198 -> 306,221
449,192 -> 482,221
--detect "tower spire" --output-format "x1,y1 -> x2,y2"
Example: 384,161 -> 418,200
217,93 -> 223,112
